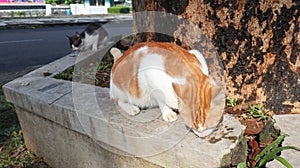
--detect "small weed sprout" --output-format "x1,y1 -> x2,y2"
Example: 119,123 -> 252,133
226,98 -> 237,107
246,103 -> 271,121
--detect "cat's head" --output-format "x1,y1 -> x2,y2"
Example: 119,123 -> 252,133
173,73 -> 225,138
67,32 -> 83,51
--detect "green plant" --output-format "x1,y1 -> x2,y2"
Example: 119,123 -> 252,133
0,127 -> 30,167
226,98 -> 237,107
9,11 -> 15,17
238,134 -> 300,168
55,72 -> 71,80
97,63 -> 112,71
256,134 -> 300,167
17,11 -> 26,17
107,6 -> 132,13
46,0 -> 81,4
237,162 -> 247,168
246,103 -> 271,121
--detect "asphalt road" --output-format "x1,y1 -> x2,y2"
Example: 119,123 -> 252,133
0,21 -> 132,72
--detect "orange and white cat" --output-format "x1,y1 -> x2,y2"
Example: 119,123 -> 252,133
109,42 -> 225,137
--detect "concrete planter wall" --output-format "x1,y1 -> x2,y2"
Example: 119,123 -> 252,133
3,49 -> 246,168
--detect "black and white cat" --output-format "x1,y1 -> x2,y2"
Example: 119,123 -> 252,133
67,22 -> 110,51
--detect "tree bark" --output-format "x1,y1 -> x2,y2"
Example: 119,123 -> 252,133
132,0 -> 300,114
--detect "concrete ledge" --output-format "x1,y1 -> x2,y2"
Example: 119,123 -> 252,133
3,48 -> 246,167
15,106 -> 160,168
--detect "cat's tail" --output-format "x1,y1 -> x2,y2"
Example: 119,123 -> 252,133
110,47 -> 123,63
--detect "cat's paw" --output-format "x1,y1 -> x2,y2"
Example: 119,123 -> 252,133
118,101 -> 140,116
126,105 -> 140,115
162,110 -> 178,122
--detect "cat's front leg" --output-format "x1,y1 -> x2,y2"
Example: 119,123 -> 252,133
159,103 -> 178,122
117,100 -> 141,116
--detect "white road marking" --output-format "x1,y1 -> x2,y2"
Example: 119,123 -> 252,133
0,39 -> 43,44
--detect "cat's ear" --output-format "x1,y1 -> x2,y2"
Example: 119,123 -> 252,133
66,35 -> 71,39
110,47 -> 123,63
75,32 -> 80,37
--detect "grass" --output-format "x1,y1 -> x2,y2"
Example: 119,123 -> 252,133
0,82 -> 50,167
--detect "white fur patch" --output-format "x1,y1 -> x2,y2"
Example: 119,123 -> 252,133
132,46 -> 148,59
71,44 -> 79,51
80,32 -> 109,51
137,54 -> 179,109
173,77 -> 187,85
85,32 -> 99,50
189,49 -> 209,76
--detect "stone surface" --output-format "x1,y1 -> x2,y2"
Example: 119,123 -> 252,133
266,114 -> 300,168
3,50 -> 246,167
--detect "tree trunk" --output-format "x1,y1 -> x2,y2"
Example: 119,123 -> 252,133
132,0 -> 300,114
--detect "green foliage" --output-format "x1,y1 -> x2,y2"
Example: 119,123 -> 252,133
55,69 -> 74,80
17,11 -> 26,17
46,0 -> 82,4
237,162 -> 247,168
255,134 -> 300,167
0,96 -> 14,113
45,0 -> 57,4
64,0 -> 81,5
246,103 -> 271,121
9,11 -> 15,17
226,98 -> 237,107
0,86 -> 17,132
97,63 -> 112,71
97,55 -> 113,71
275,156 -> 293,168
0,127 -> 34,167
108,6 -> 132,13
238,134 -> 300,168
